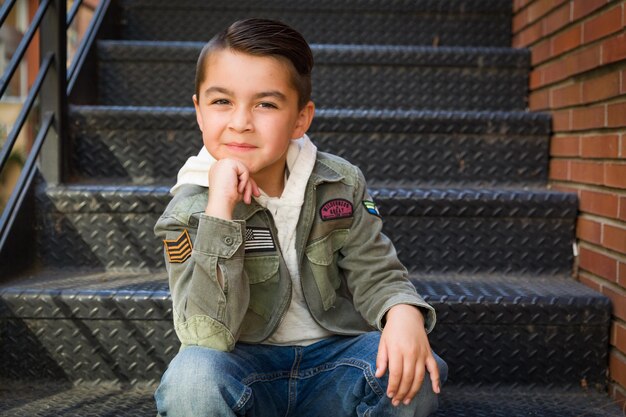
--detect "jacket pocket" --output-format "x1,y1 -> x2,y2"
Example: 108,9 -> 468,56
305,229 -> 349,311
244,255 -> 280,321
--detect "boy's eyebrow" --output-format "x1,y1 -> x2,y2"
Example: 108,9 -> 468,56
203,86 -> 287,102
203,86 -> 233,97
252,91 -> 287,101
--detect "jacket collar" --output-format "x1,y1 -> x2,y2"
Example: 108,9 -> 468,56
309,158 -> 345,185
232,156 -> 345,221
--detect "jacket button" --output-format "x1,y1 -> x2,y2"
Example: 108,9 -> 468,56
224,236 -> 234,245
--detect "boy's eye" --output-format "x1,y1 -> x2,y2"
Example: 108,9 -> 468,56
257,102 -> 278,109
211,99 -> 231,105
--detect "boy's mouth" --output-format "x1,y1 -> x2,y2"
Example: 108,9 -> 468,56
225,142 -> 257,151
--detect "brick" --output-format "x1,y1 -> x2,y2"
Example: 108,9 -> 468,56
621,134 -> 626,158
544,59 -> 568,86
579,272 -> 603,292
620,261 -> 626,285
603,32 -> 626,65
608,101 -> 626,128
552,25 -> 582,56
573,0 -> 608,21
513,8 -> 529,34
573,43 -> 603,75
605,163 -> 626,189
517,21 -> 544,46
580,189 -> 619,218
579,246 -> 618,281
528,0 -> 562,25
604,224 -> 626,254
620,196 -> 626,221
583,5 -> 623,44
571,105 -> 606,130
530,68 -> 545,89
529,89 -> 550,110
551,83 -> 582,108
612,321 -> 626,353
550,135 -> 580,156
622,69 -> 626,95
609,349 -> 626,387
549,158 -> 570,180
580,134 -> 620,158
531,39 -> 552,65
543,3 -> 572,37
547,45 -> 602,86
552,109 -> 571,131
582,72 -> 621,104
604,285 -> 626,321
610,383 -> 626,410
577,217 -> 602,245
571,160 -> 605,184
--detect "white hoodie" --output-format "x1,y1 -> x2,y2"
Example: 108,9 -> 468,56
171,135 -> 333,346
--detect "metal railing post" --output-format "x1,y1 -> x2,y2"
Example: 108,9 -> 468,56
39,0 -> 67,184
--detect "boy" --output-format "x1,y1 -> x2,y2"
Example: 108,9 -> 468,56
154,18 -> 447,417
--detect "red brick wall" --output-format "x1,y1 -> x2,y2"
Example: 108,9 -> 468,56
512,0 -> 626,405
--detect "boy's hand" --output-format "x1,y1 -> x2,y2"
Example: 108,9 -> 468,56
375,304 -> 440,407
205,158 -> 261,220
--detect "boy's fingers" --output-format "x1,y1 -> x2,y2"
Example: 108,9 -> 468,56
375,341 -> 388,378
394,358 -> 416,404
386,354 -> 403,402
250,178 -> 261,197
403,362 -> 427,405
426,355 -> 441,394
243,181 -> 252,204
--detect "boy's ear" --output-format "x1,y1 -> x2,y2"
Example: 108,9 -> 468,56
291,101 -> 315,139
192,94 -> 204,132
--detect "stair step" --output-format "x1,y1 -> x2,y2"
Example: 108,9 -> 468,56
0,271 -> 610,388
414,273 -> 610,387
435,385 -> 624,417
118,0 -> 512,47
0,380 -> 157,416
69,106 -> 551,186
34,184 -> 576,274
0,381 -> 622,416
97,41 -> 529,111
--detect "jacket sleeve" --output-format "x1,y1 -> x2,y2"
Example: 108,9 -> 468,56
338,166 -> 436,333
155,211 -> 249,351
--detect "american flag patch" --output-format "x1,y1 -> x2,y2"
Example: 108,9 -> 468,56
245,227 -> 275,253
164,230 -> 192,263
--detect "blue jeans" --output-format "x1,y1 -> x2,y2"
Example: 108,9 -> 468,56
155,332 -> 447,417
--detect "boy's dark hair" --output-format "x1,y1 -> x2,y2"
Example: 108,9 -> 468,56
195,18 -> 314,109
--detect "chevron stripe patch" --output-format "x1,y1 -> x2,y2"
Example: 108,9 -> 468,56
164,230 -> 192,263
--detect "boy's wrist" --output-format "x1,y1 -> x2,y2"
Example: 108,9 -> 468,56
205,199 -> 235,220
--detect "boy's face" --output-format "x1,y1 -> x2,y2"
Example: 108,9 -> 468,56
193,49 -> 314,185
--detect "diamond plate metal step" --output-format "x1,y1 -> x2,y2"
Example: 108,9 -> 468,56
69,106 -> 551,186
435,385 -> 625,417
97,41 -> 529,110
0,383 -> 623,417
33,183 -> 576,274
0,271 -> 610,388
0,380 -> 157,416
118,0 -> 512,47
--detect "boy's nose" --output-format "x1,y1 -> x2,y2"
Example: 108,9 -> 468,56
228,107 -> 253,133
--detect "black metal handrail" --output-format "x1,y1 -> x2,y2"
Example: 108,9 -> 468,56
0,0 -> 107,254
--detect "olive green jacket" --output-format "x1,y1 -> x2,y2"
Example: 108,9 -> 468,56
154,152 -> 435,351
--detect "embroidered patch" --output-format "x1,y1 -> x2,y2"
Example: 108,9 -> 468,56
363,200 -> 381,218
320,199 -> 354,221
245,227 -> 276,253
164,230 -> 192,263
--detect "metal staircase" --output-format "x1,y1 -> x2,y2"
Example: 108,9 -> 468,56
0,1 -> 623,415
